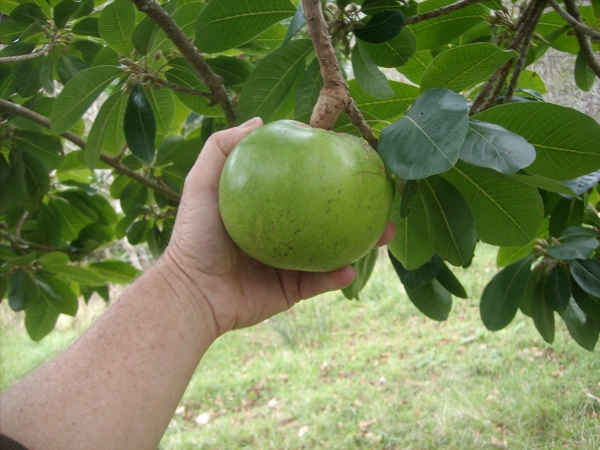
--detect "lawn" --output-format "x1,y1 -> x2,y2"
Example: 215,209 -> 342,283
1,244 -> 599,449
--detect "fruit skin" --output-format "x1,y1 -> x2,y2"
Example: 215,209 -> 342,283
219,120 -> 394,272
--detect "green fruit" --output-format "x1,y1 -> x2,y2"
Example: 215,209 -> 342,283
219,120 -> 394,272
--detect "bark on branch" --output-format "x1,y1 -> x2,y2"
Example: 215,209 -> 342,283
0,45 -> 52,63
0,99 -> 182,203
547,0 -> 600,40
302,0 -> 378,149
0,231 -> 85,256
563,0 -> 600,79
128,0 -> 237,127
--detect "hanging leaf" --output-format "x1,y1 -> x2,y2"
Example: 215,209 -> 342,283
207,56 -> 255,87
342,249 -> 379,300
480,255 -> 534,331
435,262 -> 468,298
574,51 -> 595,92
419,176 -> 477,266
165,58 -> 221,117
132,0 -> 178,55
397,50 -> 433,84
120,182 -> 148,216
441,161 -> 544,247
543,266 -> 571,312
360,27 -> 416,68
43,263 -> 105,286
144,86 -> 175,141
547,236 -> 598,260
391,253 -> 443,289
354,10 -> 404,44
124,82 -> 156,162
13,130 -> 63,170
459,120 -> 536,175
195,0 -> 295,53
352,41 -> 394,99
509,174 -> 577,197
126,218 -> 150,245
283,1 -> 305,44
379,89 -> 468,179
98,0 -> 135,56
25,297 -> 60,341
22,152 -> 50,211
531,280 -> 555,344
72,17 -> 100,37
399,179 -> 418,218
36,272 -> 78,316
53,0 -> 81,29
237,39 -> 312,122
549,197 -> 584,238
421,43 -> 516,93
89,260 -> 141,284
294,57 -> 323,121
473,103 -> 600,181
349,79 -> 419,121
571,281 -> 600,321
10,3 -> 47,24
570,259 -> 600,297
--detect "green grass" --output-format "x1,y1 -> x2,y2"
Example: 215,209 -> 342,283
1,245 -> 599,449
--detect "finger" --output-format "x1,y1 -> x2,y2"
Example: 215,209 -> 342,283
374,220 -> 396,248
184,117 -> 263,195
298,266 -> 356,300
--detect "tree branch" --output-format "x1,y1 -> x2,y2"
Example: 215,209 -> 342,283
0,45 -> 52,63
547,0 -> 600,40
404,0 -> 488,25
563,0 -> 600,79
302,0 -> 378,148
0,231 -> 85,256
129,0 -> 236,127
0,99 -> 182,203
140,73 -> 212,99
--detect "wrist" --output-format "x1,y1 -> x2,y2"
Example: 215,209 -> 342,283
153,252 -> 220,343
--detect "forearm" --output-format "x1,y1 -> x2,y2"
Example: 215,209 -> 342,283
0,256 -> 217,450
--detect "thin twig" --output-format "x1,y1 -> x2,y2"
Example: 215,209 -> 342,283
404,0 -> 487,25
0,45 -> 52,63
15,212 -> 29,239
302,0 -> 378,148
547,0 -> 600,40
129,0 -> 236,126
563,0 -> 600,79
0,230 -> 85,256
0,99 -> 182,203
140,73 -> 212,99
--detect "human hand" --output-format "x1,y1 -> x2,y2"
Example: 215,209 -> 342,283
165,117 -> 396,337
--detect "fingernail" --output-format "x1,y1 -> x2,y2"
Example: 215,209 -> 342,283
238,117 -> 258,129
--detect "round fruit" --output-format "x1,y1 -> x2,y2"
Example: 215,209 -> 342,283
218,120 -> 394,272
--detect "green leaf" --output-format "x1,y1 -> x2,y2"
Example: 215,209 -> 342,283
89,259 -> 140,284
283,1 -> 305,45
574,51 -> 596,92
480,255 -> 533,331
207,56 -> 255,87
397,50 -> 433,84
36,272 -> 78,316
0,20 -> 29,44
544,265 -> 571,312
44,264 -> 105,286
86,87 -> 127,169
15,55 -> 45,97
99,0 -> 135,56
473,103 -> 600,181
531,280 -> 555,344
195,0 -> 295,53
392,253 -> 443,289
0,152 -> 26,214
237,39 -> 312,123
419,176 -> 477,267
549,197 -> 584,238
151,0 -> 204,52
124,82 -> 156,162
50,65 -> 122,134
342,248 -> 379,300
547,237 -> 598,261
570,259 -> 600,297
459,120 -> 536,175
38,251 -> 70,267
8,271 -> 27,311
132,0 -> 177,55
359,27 -> 416,68
388,186 -> 434,269
379,89 -> 468,179
399,179 -> 418,218
566,316 -> 599,351
71,40 -> 104,66
572,281 -> 600,322
54,0 -> 81,29
25,297 -> 59,341
349,79 -> 419,121
354,10 -> 404,44
120,182 -> 148,216
126,218 -> 150,245
441,161 -> 544,246
48,197 -> 93,241
436,262 -> 468,298
10,2 -> 47,24
56,55 -> 89,85
294,57 -> 323,121
509,174 -> 578,197
13,129 -> 63,170
22,152 -> 50,211
409,0 -> 488,50
39,54 -> 54,94
72,17 -> 100,37
352,41 -> 394,99
420,43 -> 516,93
144,86 -> 175,142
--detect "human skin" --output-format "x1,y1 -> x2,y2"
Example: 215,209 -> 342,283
0,117 -> 395,450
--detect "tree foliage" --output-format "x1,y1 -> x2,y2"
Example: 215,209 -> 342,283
1,0 -> 599,350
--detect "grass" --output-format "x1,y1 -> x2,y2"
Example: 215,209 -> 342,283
1,245 -> 599,449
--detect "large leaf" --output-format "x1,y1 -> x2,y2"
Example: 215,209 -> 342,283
480,256 -> 534,331
283,1 -> 305,44
10,3 -> 47,24
574,51 -> 595,92
89,259 -> 140,284
397,50 -> 433,84
15,55 -> 45,97
13,129 -> 64,170
352,41 -> 394,99
132,0 -> 177,55
544,266 -> 571,312
388,186 -> 434,269
531,280 -> 555,344
144,86 -> 175,141
124,82 -> 156,162
360,27 -> 416,68
420,43 -> 516,93
151,1 -> 205,52
48,197 -> 94,241
436,262 -> 468,298
349,79 -> 419,121
570,259 -> 600,297
459,120 -> 536,175
547,237 -> 598,261
236,39 -> 312,122
25,297 -> 59,341
195,0 -> 295,53
408,0 -> 489,51
22,152 -> 50,211
294,57 -> 323,121
54,0 -> 81,29
473,103 -> 600,181
419,176 -> 477,267
50,65 -> 122,133
44,263 -> 105,286
509,174 -> 578,197
441,161 -> 544,246
98,0 -> 135,56
392,253 -> 443,289
565,316 -> 599,351
379,89 -> 468,179
207,56 -> 255,87
389,251 -> 452,321
354,10 -> 404,44
36,272 -> 78,316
